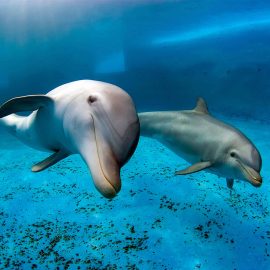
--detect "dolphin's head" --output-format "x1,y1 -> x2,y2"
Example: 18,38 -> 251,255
226,143 -> 262,187
65,82 -> 140,198
217,132 -> 262,187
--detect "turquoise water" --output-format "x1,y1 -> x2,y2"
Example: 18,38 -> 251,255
1,1 -> 270,269
1,116 -> 269,269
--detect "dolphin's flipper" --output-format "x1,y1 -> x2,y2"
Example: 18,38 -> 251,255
194,97 -> 209,114
175,161 -> 212,175
0,95 -> 53,118
226,178 -> 234,189
31,151 -> 69,172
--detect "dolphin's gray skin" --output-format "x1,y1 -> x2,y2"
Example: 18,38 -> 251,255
0,80 -> 140,198
138,98 -> 262,189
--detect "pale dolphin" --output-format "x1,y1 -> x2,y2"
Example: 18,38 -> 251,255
0,80 -> 140,198
138,98 -> 262,189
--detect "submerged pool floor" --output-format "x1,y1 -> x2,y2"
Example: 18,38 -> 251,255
0,115 -> 269,270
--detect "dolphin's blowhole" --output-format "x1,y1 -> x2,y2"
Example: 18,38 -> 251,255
88,95 -> 97,104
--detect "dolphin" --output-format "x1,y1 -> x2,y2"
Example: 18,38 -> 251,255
0,80 -> 140,198
138,98 -> 262,189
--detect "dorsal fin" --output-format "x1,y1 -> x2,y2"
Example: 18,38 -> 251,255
0,95 -> 53,118
194,97 -> 209,114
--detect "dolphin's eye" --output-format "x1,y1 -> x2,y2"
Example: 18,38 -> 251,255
230,152 -> 236,158
88,95 -> 97,104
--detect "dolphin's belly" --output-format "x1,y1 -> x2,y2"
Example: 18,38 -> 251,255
35,108 -> 69,151
13,112 -> 53,152
156,133 -> 202,164
18,109 -> 66,153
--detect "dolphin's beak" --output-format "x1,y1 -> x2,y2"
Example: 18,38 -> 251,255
79,135 -> 121,198
77,116 -> 122,198
237,160 -> 262,187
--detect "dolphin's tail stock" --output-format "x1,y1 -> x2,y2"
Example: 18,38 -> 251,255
0,94 -> 53,136
0,114 -> 24,135
138,112 -> 169,137
0,96 -> 26,135
138,112 -> 153,137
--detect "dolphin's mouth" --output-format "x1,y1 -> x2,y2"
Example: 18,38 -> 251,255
236,160 -> 262,187
91,114 -> 121,198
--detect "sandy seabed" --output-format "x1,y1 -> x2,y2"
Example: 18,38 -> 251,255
0,115 -> 269,270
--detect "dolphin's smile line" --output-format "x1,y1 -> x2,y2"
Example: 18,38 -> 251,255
236,159 -> 261,184
91,114 -> 117,193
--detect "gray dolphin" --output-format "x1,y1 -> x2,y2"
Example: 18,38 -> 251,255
138,98 -> 262,189
0,80 -> 140,198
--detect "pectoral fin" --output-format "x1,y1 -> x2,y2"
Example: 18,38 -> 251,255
175,161 -> 212,175
32,150 -> 69,172
0,95 -> 53,118
226,178 -> 234,189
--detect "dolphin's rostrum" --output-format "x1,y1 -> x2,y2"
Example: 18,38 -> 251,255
138,98 -> 262,189
0,80 -> 140,198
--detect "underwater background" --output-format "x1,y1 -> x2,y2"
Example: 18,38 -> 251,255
0,0 -> 270,269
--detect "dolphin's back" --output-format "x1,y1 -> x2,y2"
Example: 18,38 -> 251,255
138,111 -> 180,137
138,110 -> 249,164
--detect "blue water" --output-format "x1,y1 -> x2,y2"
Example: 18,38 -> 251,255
1,1 -> 270,269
